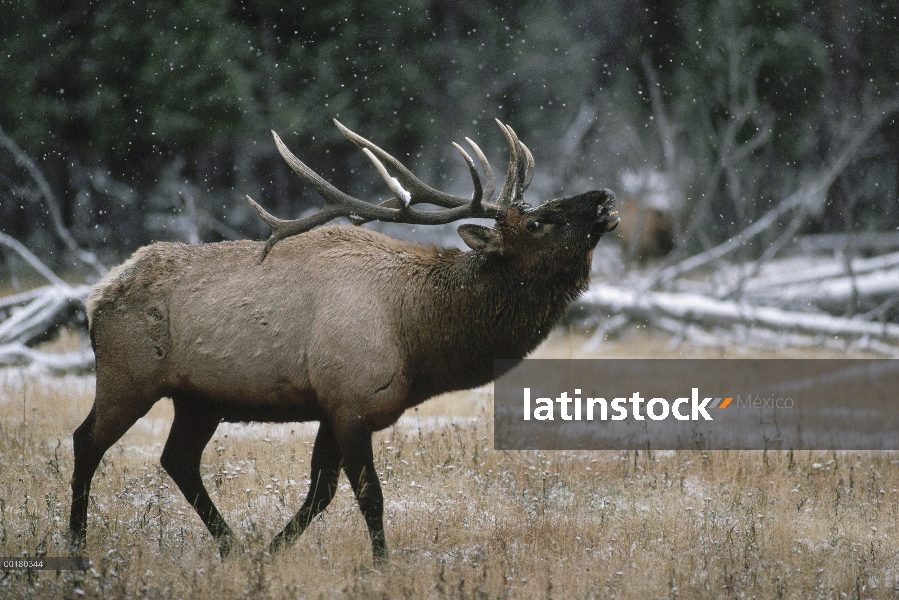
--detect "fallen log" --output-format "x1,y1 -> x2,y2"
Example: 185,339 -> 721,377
576,283 -> 899,344
0,342 -> 94,373
0,284 -> 91,346
741,266 -> 899,315
742,251 -> 899,293
0,282 -> 92,371
795,232 -> 899,253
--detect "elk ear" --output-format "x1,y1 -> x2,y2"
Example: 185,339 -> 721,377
458,224 -> 504,254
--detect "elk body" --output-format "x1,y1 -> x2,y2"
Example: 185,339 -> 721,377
69,119 -> 618,562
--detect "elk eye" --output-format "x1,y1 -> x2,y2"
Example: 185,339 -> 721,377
526,220 -> 542,232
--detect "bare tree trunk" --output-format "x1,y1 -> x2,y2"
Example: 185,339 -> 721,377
653,99 -> 899,288
0,124 -> 107,277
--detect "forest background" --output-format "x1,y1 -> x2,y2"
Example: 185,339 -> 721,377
1,0 -> 897,276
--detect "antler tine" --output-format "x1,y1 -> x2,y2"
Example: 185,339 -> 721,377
246,194 -> 339,261
451,142 -> 484,210
251,131 -> 402,261
494,119 -> 520,208
362,148 -> 413,207
334,119 -> 471,209
464,137 -> 496,202
519,139 -> 535,193
505,124 -> 529,201
347,142 -> 484,226
272,130 -> 362,209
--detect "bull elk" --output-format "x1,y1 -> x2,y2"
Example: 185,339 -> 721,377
69,118 -> 619,563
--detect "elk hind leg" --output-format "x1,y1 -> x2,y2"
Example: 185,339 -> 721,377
160,400 -> 238,556
269,419 -> 342,553
70,394 -> 156,551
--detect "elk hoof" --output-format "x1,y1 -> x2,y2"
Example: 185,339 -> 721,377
218,535 -> 244,558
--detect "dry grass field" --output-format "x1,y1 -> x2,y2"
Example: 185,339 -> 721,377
1,327 -> 898,598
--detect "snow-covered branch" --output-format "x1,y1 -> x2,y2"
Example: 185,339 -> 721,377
577,283 -> 899,349
0,123 -> 107,277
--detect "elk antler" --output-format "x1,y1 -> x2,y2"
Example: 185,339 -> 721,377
494,120 -> 535,207
247,119 -> 534,261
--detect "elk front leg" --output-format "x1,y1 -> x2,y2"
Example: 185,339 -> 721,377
338,423 -> 387,565
269,420 -> 342,553
160,401 -> 239,556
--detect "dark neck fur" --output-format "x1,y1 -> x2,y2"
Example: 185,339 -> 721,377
403,247 -> 591,403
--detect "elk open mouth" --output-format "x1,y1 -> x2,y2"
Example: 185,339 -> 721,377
594,195 -> 619,234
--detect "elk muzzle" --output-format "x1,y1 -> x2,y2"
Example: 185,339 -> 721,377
594,188 -> 619,235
